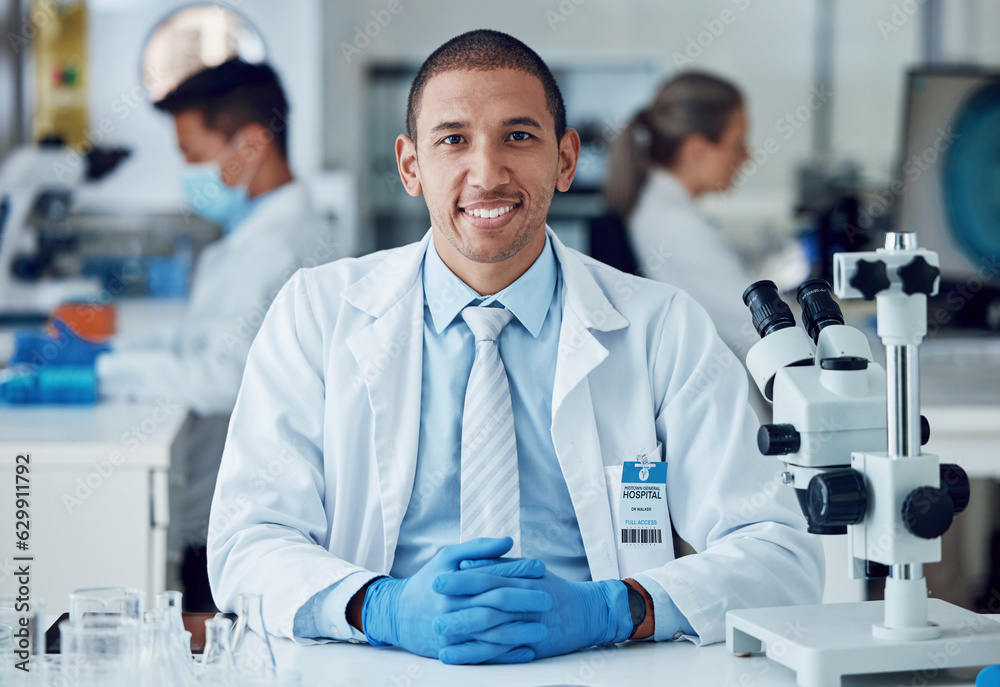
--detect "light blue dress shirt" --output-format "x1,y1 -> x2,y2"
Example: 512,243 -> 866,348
392,233 -> 589,580
293,234 -> 694,643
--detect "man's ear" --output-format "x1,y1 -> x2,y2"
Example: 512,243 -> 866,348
396,134 -> 422,197
555,128 -> 581,193
240,122 -> 272,155
220,124 -> 267,185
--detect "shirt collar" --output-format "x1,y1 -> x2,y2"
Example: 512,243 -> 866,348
423,233 -> 558,338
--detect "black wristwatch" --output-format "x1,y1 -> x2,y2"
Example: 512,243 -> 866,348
625,582 -> 646,636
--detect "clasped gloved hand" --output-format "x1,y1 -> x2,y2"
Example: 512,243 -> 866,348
361,537 -> 553,664
432,555 -> 634,663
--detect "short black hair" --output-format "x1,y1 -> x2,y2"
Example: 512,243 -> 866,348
406,29 -> 566,143
154,59 -> 290,158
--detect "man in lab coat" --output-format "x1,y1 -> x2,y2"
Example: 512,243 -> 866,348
208,31 -> 822,661
97,59 -> 335,610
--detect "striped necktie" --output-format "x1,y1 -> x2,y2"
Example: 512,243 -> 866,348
459,305 -> 521,556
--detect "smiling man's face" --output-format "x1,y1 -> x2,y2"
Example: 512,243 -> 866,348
396,68 -> 578,292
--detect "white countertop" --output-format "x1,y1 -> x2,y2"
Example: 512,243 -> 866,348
0,400 -> 189,468
259,621 -> 998,687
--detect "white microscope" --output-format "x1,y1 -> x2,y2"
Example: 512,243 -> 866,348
726,232 -> 1000,687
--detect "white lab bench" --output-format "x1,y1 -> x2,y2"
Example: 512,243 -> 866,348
242,617 -> 1000,687
0,401 -> 189,614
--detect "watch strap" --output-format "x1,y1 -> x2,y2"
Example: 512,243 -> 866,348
625,582 -> 646,636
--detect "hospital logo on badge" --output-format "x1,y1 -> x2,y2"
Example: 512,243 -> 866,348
639,468 -> 649,482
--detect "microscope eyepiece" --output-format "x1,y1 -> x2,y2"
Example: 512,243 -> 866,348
796,278 -> 844,343
743,280 -> 796,339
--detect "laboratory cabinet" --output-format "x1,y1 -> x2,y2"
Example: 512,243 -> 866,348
0,402 -> 189,614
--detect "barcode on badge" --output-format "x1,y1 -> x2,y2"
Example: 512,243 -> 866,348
620,528 -> 663,545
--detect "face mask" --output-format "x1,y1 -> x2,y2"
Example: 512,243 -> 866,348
181,163 -> 253,233
180,129 -> 260,234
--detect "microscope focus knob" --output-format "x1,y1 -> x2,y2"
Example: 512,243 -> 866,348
849,259 -> 891,300
898,255 -> 941,295
807,469 -> 868,527
939,463 -> 970,514
901,486 -> 954,539
758,424 -> 801,456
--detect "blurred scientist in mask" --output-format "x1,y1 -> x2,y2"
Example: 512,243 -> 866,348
604,72 -> 756,365
97,58 -> 335,609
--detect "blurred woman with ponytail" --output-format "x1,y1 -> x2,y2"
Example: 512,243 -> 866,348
604,71 -> 757,365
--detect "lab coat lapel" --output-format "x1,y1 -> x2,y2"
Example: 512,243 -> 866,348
548,231 -> 629,582
553,310 -> 619,581
344,234 -> 430,570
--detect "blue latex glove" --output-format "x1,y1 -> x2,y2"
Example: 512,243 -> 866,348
10,319 -> 110,368
432,557 -> 633,663
979,665 -> 1000,687
361,537 -> 551,664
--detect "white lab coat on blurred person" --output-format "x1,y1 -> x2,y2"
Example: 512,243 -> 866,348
629,169 -> 758,365
98,179 -> 335,547
207,228 -> 823,647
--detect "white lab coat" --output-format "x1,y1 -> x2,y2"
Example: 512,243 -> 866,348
208,227 -> 823,646
629,169 -> 759,365
98,179 -> 337,543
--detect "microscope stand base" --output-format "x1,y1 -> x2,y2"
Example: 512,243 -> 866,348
726,599 -> 1000,687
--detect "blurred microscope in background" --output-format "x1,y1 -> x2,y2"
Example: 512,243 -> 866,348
0,146 -> 218,302
0,146 -> 219,357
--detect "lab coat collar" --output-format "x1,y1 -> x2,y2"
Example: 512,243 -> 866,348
342,232 -> 430,318
423,233 -> 557,338
646,167 -> 721,231
647,167 -> 695,206
345,227 -> 628,334
223,179 -> 312,247
548,228 -> 629,333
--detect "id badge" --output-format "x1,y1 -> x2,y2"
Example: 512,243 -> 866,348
618,450 -> 667,549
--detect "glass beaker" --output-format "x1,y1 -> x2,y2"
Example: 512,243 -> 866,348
69,587 -> 144,623
37,654 -> 86,687
232,593 -> 277,681
198,617 -> 237,685
59,616 -> 139,687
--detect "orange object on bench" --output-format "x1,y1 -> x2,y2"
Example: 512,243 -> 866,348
50,302 -> 116,342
